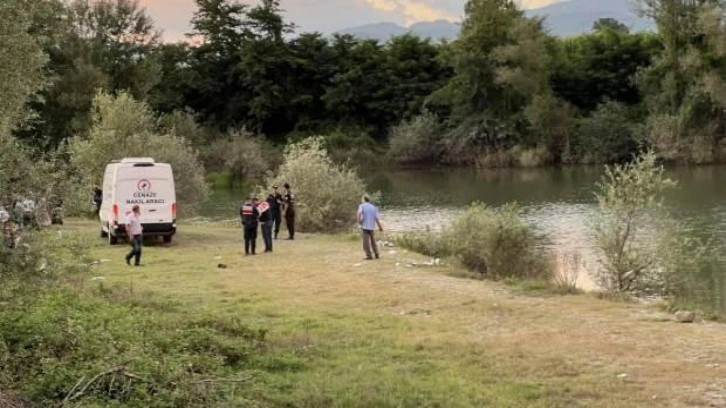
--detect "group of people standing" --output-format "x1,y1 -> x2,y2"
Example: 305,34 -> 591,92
240,183 -> 295,255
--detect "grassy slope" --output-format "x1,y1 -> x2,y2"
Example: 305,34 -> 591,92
72,220 -> 725,407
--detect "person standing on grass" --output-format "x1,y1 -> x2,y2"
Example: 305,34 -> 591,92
125,205 -> 143,266
241,197 -> 260,255
260,194 -> 275,253
358,195 -> 383,260
271,185 -> 283,239
282,183 -> 296,240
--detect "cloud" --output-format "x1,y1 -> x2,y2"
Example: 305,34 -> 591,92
519,0 -> 562,8
360,0 -> 459,24
136,0 -> 565,42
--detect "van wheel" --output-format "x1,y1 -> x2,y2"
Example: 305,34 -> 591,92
163,236 -> 172,244
109,233 -> 118,245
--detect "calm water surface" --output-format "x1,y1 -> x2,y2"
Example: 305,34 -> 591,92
203,165 -> 726,310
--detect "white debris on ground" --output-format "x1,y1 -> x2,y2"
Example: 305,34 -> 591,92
395,258 -> 442,268
377,240 -> 396,248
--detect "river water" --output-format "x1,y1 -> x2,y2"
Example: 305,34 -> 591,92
202,165 -> 726,310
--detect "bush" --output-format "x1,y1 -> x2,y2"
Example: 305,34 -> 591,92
0,132 -> 86,279
395,232 -> 452,259
388,110 -> 443,164
572,101 -> 639,164
0,288 -> 269,407
158,110 -> 211,149
323,127 -> 381,166
644,109 -> 717,164
593,151 -> 676,292
513,145 -> 550,167
261,137 -> 368,232
397,204 -> 550,281
654,219 -> 723,318
450,203 -> 550,280
70,92 -> 210,215
523,94 -> 575,163
204,128 -> 278,185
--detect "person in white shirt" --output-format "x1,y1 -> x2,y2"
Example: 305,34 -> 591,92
357,195 -> 384,260
125,205 -> 143,266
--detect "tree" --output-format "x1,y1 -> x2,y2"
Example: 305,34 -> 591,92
429,0 -> 560,155
237,0 -> 296,136
20,0 -> 162,149
261,137 -> 367,232
285,33 -> 339,132
70,92 -> 209,214
190,0 -> 250,54
430,0 -> 525,122
572,101 -> 640,163
322,38 -> 388,137
184,0 -> 250,129
636,0 -> 726,162
593,17 -> 630,33
147,43 -> 195,114
594,152 -> 676,292
380,35 -> 451,128
550,29 -> 661,111
0,0 -> 47,134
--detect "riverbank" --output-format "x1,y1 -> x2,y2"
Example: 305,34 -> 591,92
23,220 -> 726,406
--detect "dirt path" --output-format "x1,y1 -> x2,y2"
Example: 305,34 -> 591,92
92,223 -> 726,407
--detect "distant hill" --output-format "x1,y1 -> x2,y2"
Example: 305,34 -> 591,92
337,20 -> 458,42
336,0 -> 654,42
530,0 -> 653,36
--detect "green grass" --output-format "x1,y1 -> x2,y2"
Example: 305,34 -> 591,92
2,220 -> 726,407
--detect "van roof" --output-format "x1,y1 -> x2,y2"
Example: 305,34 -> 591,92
118,158 -> 156,163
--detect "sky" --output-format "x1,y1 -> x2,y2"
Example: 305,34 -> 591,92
138,0 -> 564,42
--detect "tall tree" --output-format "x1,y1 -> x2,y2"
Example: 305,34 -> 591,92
0,0 -> 48,134
430,0 -> 555,151
637,0 -> 726,161
430,0 -> 525,122
551,25 -> 661,111
20,0 -> 161,148
237,0 -> 296,135
186,0 -> 250,128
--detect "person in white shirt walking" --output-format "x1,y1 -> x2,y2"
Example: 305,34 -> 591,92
125,205 -> 143,266
357,195 -> 384,260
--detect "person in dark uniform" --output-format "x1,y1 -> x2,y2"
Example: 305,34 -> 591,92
282,183 -> 295,240
271,185 -> 283,239
240,197 -> 260,255
92,187 -> 102,215
260,194 -> 275,253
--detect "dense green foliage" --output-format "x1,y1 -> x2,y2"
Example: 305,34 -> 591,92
593,151 -> 722,317
7,0 -> 726,167
69,92 -> 210,215
395,204 -> 550,281
7,0 -> 706,168
260,137 -> 367,232
593,152 -> 676,292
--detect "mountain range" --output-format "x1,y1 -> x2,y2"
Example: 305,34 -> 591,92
337,0 -> 654,41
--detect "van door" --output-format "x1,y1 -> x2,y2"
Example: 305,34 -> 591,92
118,177 -> 175,225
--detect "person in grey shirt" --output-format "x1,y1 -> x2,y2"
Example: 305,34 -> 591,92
125,205 -> 143,266
357,195 -> 384,260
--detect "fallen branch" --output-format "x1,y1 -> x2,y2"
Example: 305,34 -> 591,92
61,365 -> 155,406
61,376 -> 86,404
186,374 -> 255,385
63,366 -> 126,404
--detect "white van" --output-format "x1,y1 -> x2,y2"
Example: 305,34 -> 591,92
99,158 -> 177,245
